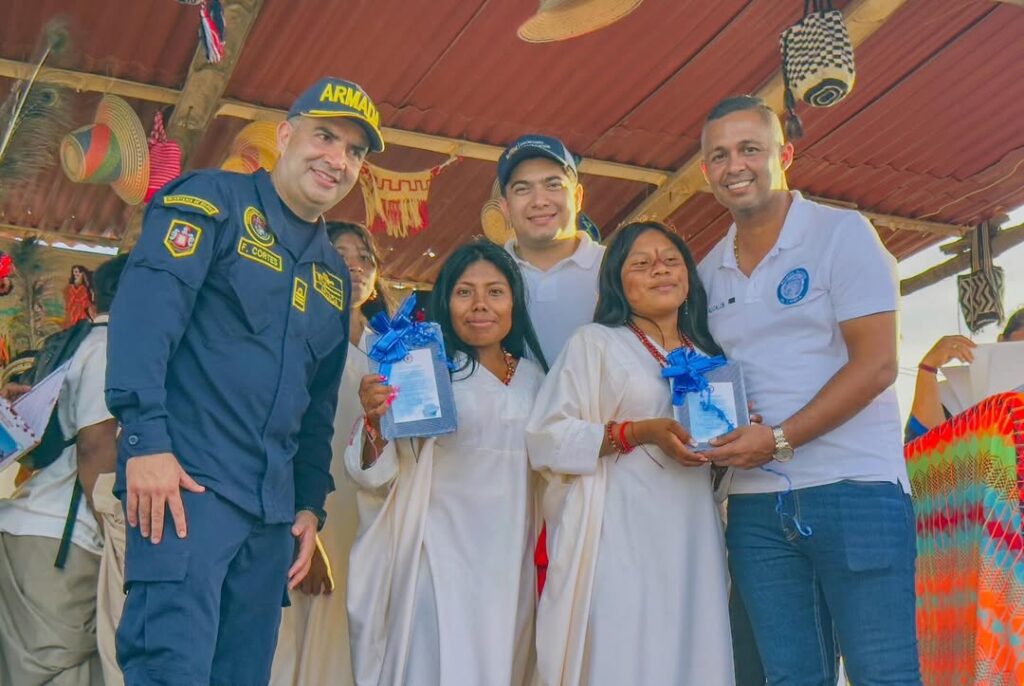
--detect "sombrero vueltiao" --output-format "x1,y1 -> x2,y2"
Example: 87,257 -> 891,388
517,0 -> 644,43
60,94 -> 150,205
220,120 -> 281,174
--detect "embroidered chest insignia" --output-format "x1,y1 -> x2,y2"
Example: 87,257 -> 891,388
243,206 -> 275,246
312,263 -> 345,311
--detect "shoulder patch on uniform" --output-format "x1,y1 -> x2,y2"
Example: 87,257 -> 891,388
164,220 -> 202,258
237,237 -> 283,272
312,263 -> 345,311
292,277 -> 308,312
243,206 -> 275,246
162,194 -> 220,217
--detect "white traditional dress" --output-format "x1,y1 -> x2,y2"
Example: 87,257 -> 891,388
346,356 -> 543,686
526,323 -> 734,686
270,340 -> 367,686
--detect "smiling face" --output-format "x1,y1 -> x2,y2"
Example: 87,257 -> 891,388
499,157 -> 583,249
333,231 -> 377,308
272,116 -> 369,221
620,229 -> 690,321
700,109 -> 794,218
448,259 -> 514,352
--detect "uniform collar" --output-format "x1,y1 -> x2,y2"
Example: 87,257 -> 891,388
504,231 -> 602,271
721,190 -> 808,270
253,169 -> 330,264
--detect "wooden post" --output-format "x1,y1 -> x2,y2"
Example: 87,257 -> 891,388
899,224 -> 1024,296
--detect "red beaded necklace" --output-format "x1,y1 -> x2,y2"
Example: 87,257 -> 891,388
626,320 -> 691,367
501,348 -> 517,386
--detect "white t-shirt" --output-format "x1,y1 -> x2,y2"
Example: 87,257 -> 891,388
0,315 -> 113,555
697,192 -> 908,495
505,233 -> 605,365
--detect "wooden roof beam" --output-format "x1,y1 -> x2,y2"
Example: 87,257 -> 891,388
0,59 -> 669,188
623,0 -> 911,224
899,223 -> 1024,296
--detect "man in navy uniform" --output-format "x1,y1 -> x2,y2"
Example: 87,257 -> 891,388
106,77 -> 384,686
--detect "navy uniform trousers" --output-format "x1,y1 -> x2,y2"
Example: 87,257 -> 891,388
117,489 -> 292,686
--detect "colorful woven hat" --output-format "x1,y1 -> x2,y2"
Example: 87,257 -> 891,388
481,180 -> 514,245
518,0 -> 644,43
220,120 -> 280,174
145,110 -> 182,202
60,95 -> 150,205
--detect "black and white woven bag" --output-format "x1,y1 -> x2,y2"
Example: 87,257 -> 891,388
958,221 -> 1006,333
780,0 -> 856,139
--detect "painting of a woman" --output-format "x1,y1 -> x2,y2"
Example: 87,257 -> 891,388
62,264 -> 95,327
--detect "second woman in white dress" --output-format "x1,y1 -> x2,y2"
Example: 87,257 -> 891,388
527,221 -> 735,686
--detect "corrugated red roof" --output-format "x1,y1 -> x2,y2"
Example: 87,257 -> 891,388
2,0 -> 1021,284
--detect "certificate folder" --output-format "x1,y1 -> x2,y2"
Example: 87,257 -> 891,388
673,361 -> 749,452
368,323 -> 457,441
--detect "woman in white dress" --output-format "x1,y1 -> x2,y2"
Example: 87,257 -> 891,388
527,221 -> 735,686
271,222 -> 392,686
347,241 -> 548,686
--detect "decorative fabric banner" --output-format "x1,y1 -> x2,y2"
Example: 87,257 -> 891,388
359,157 -> 459,239
907,391 -> 1024,685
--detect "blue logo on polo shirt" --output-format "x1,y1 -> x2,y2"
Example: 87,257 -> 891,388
777,268 -> 810,305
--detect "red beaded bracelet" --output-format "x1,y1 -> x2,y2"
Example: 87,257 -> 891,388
918,363 -> 938,375
618,421 -> 636,454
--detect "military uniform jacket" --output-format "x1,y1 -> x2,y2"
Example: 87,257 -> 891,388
106,169 -> 351,524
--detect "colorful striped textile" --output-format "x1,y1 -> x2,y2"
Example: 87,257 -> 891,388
907,392 -> 1024,685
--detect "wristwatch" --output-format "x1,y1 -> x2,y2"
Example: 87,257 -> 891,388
771,425 -> 795,462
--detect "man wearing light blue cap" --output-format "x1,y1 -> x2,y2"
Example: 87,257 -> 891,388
107,76 -> 382,686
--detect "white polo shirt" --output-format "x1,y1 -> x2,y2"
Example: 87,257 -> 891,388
697,192 -> 908,494
0,316 -> 112,555
505,233 -> 605,365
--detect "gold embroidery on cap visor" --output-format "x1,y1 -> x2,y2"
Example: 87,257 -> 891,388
163,194 -> 220,216
237,237 -> 283,271
312,263 -> 345,311
164,219 -> 202,258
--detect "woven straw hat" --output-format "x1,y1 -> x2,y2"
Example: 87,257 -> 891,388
59,95 -> 150,205
221,121 -> 281,173
518,0 -> 644,43
481,180 -> 514,245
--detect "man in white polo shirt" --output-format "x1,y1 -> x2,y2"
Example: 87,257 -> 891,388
498,134 -> 605,366
497,134 -> 605,590
697,96 -> 920,686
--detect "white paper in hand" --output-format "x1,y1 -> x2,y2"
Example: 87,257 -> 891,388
0,360 -> 71,472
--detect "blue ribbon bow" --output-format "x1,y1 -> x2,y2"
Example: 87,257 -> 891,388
367,295 -> 449,379
661,347 -> 735,432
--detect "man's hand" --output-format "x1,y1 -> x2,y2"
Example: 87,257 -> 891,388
1,383 -> 31,401
125,452 -> 205,544
297,535 -> 335,596
921,335 -> 976,368
288,510 -> 320,590
705,423 -> 776,469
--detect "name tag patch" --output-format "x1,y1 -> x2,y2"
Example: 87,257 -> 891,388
237,237 -> 283,272
312,264 -> 345,311
777,268 -> 810,305
163,220 -> 202,258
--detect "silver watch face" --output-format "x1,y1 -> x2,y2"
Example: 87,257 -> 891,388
773,446 -> 795,462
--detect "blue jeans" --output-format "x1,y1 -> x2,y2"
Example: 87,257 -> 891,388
726,480 -> 921,686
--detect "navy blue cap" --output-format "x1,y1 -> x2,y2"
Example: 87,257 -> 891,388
287,77 -> 385,153
497,134 -> 578,188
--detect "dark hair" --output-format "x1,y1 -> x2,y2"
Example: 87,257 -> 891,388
702,94 -> 787,145
325,221 -> 394,318
429,240 -> 548,374
1003,307 -> 1024,339
68,264 -> 93,287
93,254 -> 129,313
594,221 -> 723,357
